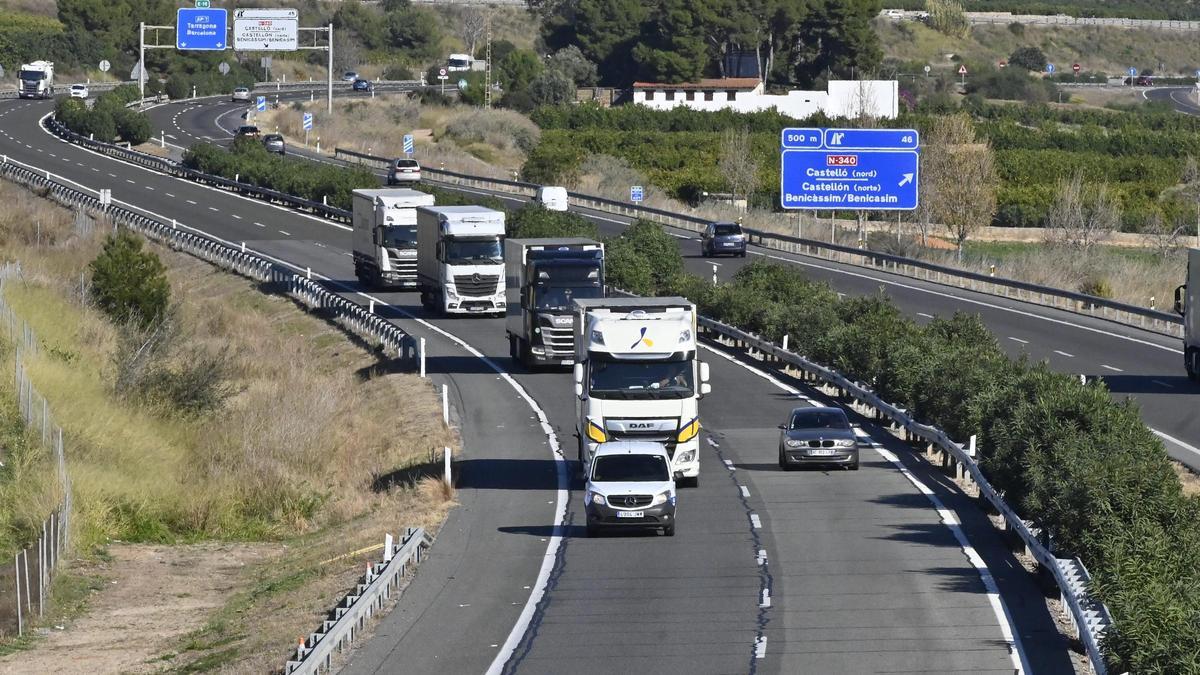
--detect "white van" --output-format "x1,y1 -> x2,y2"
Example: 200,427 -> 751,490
535,186 -> 569,212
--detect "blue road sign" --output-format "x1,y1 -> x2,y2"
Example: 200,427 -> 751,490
1129,67 -> 1138,76
302,112 -> 313,130
176,8 -> 227,51
255,96 -> 266,112
630,185 -> 644,202
1046,63 -> 1056,74
780,128 -> 823,149
403,134 -> 414,155
818,128 -> 919,151
781,149 -> 918,211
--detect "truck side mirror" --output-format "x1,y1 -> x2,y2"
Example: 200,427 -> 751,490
700,382 -> 712,396
573,363 -> 584,398
1175,284 -> 1186,316
699,361 -> 710,383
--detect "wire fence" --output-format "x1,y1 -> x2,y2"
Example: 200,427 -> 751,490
0,262 -> 73,639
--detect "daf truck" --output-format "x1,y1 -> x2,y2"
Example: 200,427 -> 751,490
417,205 -> 506,316
18,61 -> 54,99
1174,248 -> 1200,381
505,238 -> 604,367
572,297 -> 710,486
351,188 -> 434,289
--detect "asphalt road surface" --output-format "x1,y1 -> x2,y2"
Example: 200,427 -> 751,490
0,95 -> 1079,674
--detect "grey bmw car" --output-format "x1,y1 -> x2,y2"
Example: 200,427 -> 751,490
778,406 -> 860,470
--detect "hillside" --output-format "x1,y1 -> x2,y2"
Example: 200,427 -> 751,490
877,17 -> 1200,75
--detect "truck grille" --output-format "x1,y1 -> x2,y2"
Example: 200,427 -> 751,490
541,326 -> 574,355
610,495 -> 652,508
391,257 -> 417,279
607,428 -> 674,444
454,274 -> 499,297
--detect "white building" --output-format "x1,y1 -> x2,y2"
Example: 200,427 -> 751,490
631,78 -> 900,120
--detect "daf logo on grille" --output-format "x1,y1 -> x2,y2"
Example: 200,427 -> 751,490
623,496 -> 637,507
472,272 -> 481,283
629,422 -> 654,429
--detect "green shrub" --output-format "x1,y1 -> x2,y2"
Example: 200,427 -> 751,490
114,108 -> 153,145
508,205 -> 599,240
383,63 -> 414,80
89,231 -> 170,328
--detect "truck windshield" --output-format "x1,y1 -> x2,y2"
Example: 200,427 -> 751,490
591,454 -> 669,482
381,225 -> 417,248
445,238 -> 502,264
19,70 -> 46,80
535,285 -> 602,310
588,360 -> 694,399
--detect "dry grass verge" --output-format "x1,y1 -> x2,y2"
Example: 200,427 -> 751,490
0,176 -> 458,669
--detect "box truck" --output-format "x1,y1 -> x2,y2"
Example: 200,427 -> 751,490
572,297 -> 710,486
505,238 -> 604,367
352,188 -> 434,289
417,205 -> 506,316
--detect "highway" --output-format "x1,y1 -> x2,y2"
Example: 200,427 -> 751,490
152,93 -> 1200,476
1145,85 -> 1200,116
0,95 -> 1075,673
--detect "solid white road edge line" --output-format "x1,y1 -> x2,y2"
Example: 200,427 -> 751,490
700,342 -> 1030,675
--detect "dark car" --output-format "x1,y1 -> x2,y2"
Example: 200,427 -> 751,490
234,125 -> 261,139
263,133 -> 285,155
352,78 -> 374,92
778,406 -> 860,470
386,158 -> 421,185
701,221 -> 747,258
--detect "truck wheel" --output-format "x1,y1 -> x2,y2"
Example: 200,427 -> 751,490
1188,348 -> 1200,382
681,475 -> 699,488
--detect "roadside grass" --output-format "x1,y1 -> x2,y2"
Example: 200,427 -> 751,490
0,178 -> 458,662
877,19 -> 1200,76
259,97 -> 533,177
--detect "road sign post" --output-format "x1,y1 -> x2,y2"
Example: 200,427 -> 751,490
176,8 -> 227,50
780,128 -> 920,212
1046,63 -> 1056,75
403,134 -> 414,157
303,112 -> 313,146
630,185 -> 644,203
438,68 -> 449,94
98,60 -> 110,73
255,96 -> 266,112
958,64 -> 967,85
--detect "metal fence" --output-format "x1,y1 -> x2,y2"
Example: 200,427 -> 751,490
0,264 -> 74,639
283,528 -> 433,674
699,316 -> 1112,674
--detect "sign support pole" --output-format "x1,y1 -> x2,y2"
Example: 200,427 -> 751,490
139,22 -> 145,102
327,23 -> 333,116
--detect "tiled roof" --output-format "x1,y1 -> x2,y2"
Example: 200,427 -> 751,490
632,78 -> 761,91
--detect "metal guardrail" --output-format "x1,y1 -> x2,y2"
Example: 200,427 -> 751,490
284,528 -> 433,674
343,151 -> 1181,339
697,315 -> 1112,674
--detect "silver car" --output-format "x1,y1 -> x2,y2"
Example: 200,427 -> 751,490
262,133 -> 285,155
231,87 -> 250,102
778,406 -> 860,470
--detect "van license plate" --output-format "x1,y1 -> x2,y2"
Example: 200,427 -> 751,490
616,511 -> 644,518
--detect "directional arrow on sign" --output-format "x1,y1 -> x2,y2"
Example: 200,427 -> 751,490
898,173 -> 914,187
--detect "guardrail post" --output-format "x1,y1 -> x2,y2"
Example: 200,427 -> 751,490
444,447 -> 452,487
369,299 -> 375,314
306,267 -> 311,280
419,338 -> 426,378
442,384 -> 449,425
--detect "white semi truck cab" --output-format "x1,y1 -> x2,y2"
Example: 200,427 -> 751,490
1174,248 -> 1200,381
572,297 -> 710,486
18,61 -> 54,99
351,188 -> 434,289
417,205 -> 506,316
505,238 -> 604,367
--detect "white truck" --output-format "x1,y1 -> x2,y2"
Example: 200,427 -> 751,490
351,188 -> 434,289
417,205 -> 506,316
505,238 -> 604,367
1174,248 -> 1200,381
18,61 -> 54,99
572,297 -> 710,486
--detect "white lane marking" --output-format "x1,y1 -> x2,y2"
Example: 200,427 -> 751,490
47,152 -> 55,157
1054,350 -> 1075,358
208,206 -> 219,212
747,249 -> 1183,355
723,459 -> 735,470
706,436 -> 720,448
701,341 -> 1030,674
164,193 -> 175,198
1152,428 -> 1200,462
917,312 -> 934,318
125,179 -> 136,184
254,221 -> 265,228
314,242 -> 325,248
760,589 -> 771,608
107,172 -> 116,177
279,230 -> 291,236
754,636 -> 767,659
1007,337 -> 1029,345
90,167 -> 98,172
1152,379 -> 1174,389
231,214 -> 242,220
756,549 -> 767,566
749,513 -> 761,529
739,485 -> 750,498
1101,364 -> 1123,372
186,199 -> 197,205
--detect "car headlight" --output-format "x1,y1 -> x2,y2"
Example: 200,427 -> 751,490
585,419 -> 608,443
590,329 -> 604,345
650,490 -> 673,507
836,438 -> 857,448
587,491 -> 605,505
676,417 -> 700,443
675,448 -> 696,464
785,439 -> 803,448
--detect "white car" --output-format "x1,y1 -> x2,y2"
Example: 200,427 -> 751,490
231,87 -> 250,102
69,84 -> 88,99
535,186 -> 568,212
342,71 -> 359,82
387,158 -> 421,185
584,441 -> 676,537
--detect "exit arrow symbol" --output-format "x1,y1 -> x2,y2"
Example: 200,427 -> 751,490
898,173 -> 914,187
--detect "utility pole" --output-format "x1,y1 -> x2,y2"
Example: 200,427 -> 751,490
139,22 -> 145,102
484,12 -> 492,108
327,23 -> 333,115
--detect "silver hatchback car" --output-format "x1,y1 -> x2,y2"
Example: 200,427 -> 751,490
231,87 -> 250,102
778,406 -> 860,470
